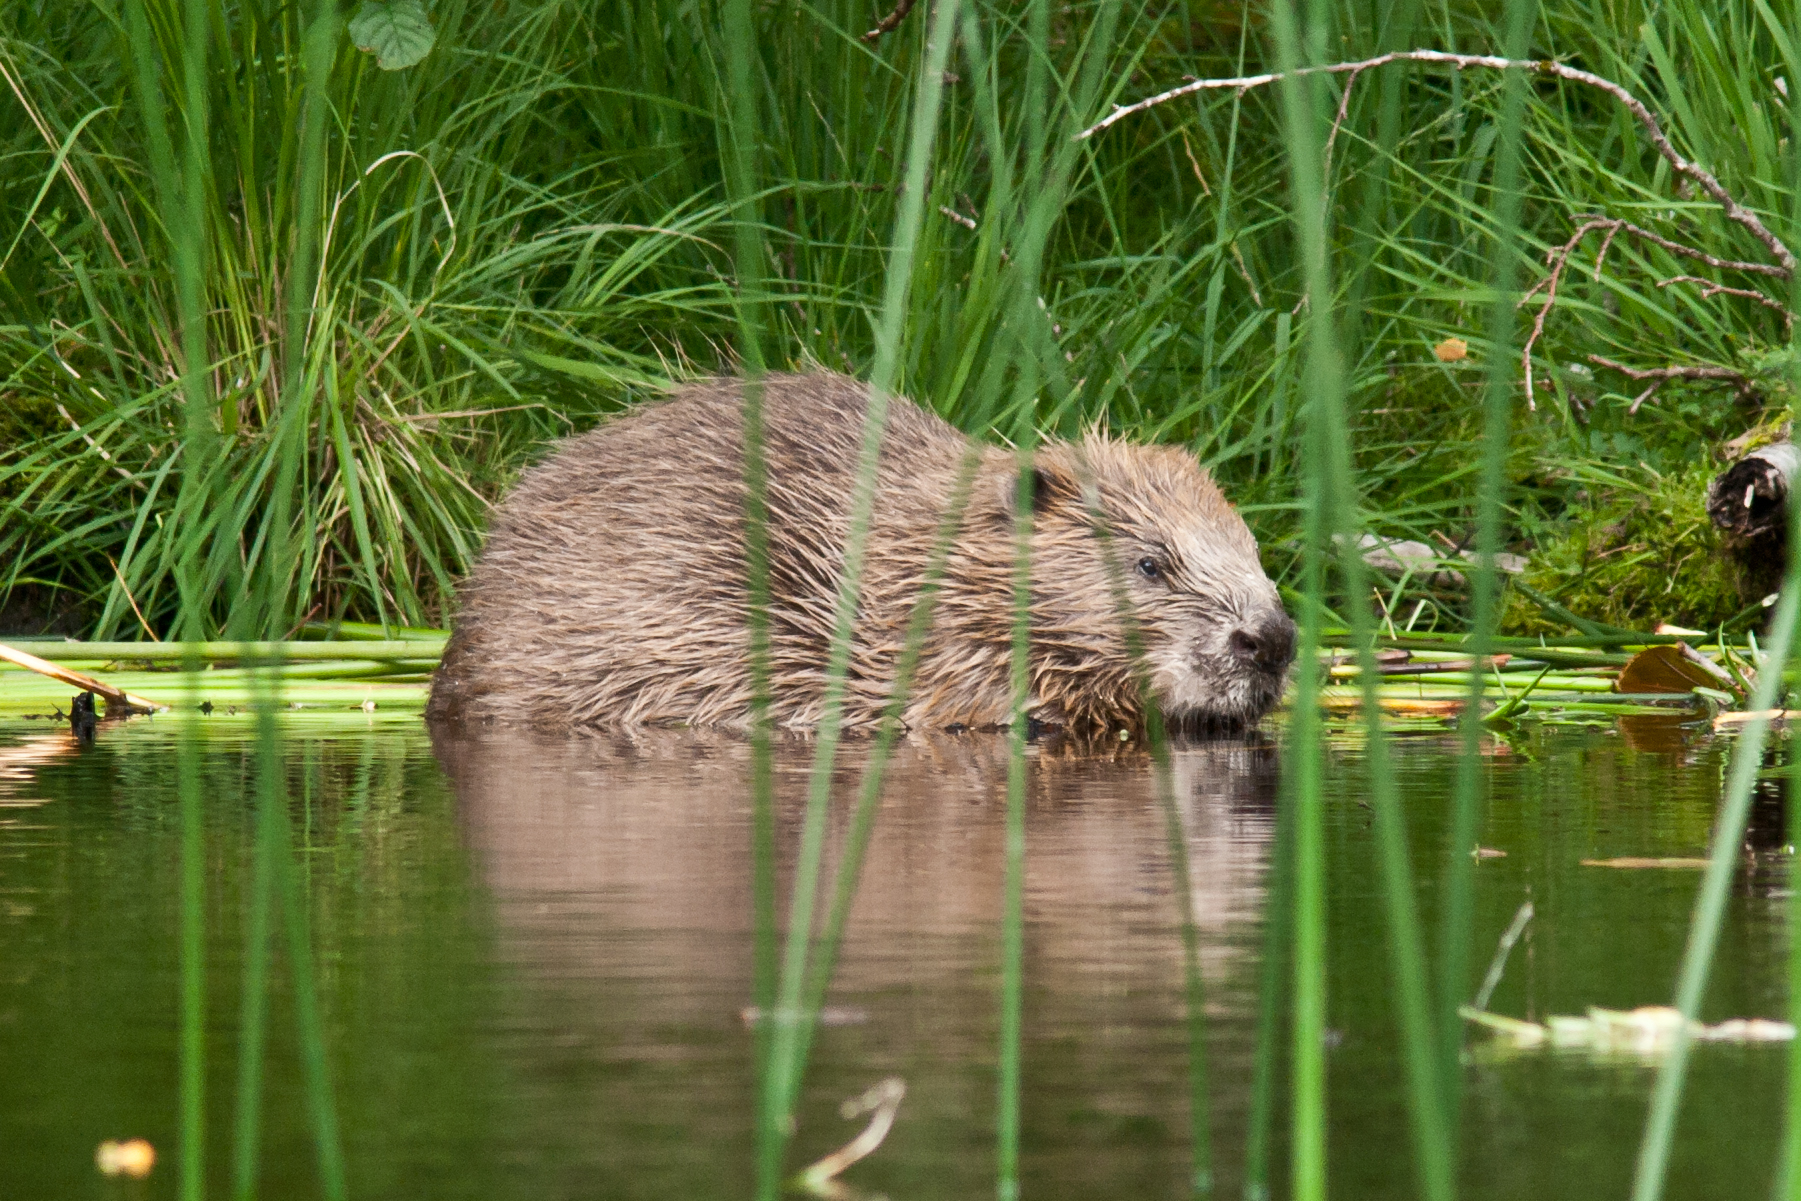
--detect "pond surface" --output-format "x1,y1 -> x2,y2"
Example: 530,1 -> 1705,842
0,712 -> 1789,1199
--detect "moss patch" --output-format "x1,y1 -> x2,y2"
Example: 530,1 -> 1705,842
1502,462 -> 1744,635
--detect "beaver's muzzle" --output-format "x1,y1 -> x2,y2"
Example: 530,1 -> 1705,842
1225,609 -> 1297,676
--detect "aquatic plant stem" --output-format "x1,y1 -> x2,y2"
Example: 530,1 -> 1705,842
1630,573 -> 1801,1200
273,741 -> 348,1201
1266,0 -> 1332,1191
1156,739 -> 1213,1196
231,698 -> 278,1201
717,0 -> 780,1193
757,2 -> 961,1179
788,452 -> 983,1103
1789,705 -> 1801,1200
1242,768 -> 1293,1201
1641,12 -> 1801,1195
179,672 -> 205,1201
171,0 -> 213,1191
1274,0 -> 1463,1193
999,447 -> 1033,1201
262,0 -> 338,637
1443,0 -> 1534,1145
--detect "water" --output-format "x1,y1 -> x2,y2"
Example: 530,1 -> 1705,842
0,712 -> 1788,1198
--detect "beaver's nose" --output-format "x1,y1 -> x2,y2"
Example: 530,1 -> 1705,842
1227,610 -> 1297,673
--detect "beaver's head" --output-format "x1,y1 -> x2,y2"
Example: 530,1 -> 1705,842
1022,435 -> 1296,729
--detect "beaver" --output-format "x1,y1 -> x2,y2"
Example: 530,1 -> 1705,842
427,371 -> 1295,732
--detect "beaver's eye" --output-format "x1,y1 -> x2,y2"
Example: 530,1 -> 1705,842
1136,557 -> 1162,581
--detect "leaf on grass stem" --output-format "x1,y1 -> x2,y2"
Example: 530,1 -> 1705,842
347,0 -> 436,70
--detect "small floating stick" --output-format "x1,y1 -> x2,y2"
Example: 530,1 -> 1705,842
1471,900 -> 1535,1012
795,1077 -> 906,1198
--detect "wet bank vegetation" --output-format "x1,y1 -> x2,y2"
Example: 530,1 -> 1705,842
0,0 -> 1796,641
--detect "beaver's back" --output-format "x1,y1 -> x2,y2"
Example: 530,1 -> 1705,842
428,372 -> 971,727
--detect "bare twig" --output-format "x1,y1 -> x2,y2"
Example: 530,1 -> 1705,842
1518,218 -> 1620,410
1518,215 -> 1787,409
0,641 -> 165,714
1230,240 -> 1263,307
1321,66 -> 1367,180
796,1077 -> 907,1197
1079,50 -> 1797,275
1179,130 -> 1213,196
937,204 -> 978,231
1471,900 -> 1534,1011
1587,354 -> 1754,414
1657,275 -> 1794,330
861,0 -> 920,42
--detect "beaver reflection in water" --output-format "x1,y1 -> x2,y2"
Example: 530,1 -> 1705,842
427,371 -> 1296,733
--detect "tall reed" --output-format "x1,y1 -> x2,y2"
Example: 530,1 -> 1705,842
1643,6 -> 1801,1196
746,6 -> 963,1192
714,0 -> 781,1194
1442,0 -> 1536,1160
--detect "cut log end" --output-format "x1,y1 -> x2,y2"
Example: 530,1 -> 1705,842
1706,444 -> 1796,540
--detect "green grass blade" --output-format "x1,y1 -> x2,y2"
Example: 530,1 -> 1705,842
1630,584 -> 1801,1201
1444,0 -> 1536,1149
999,451 -> 1033,1201
758,0 -> 963,1178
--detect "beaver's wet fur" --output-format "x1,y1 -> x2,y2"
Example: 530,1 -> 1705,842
427,371 -> 1295,733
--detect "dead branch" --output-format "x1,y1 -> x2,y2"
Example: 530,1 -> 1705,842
1320,65 -> 1368,180
1518,215 -> 1788,409
1587,354 -> 1754,414
861,0 -> 920,42
1079,50 -> 1797,276
937,204 -> 978,230
0,641 -> 165,714
1657,275 -> 1794,330
1518,217 -> 1619,410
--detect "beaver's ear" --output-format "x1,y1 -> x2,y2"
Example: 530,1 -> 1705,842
997,458 -> 1080,519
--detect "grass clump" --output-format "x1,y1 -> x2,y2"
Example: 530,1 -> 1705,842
1503,461 -> 1744,636
0,0 -> 1797,639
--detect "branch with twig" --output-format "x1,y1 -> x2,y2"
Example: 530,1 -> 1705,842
1658,275 -> 1795,331
860,0 -> 920,43
1088,51 -> 1797,417
1516,213 -> 1786,409
1587,354 -> 1755,415
1080,49 -> 1796,275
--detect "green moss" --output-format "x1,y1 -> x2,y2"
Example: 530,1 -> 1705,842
0,394 -> 61,447
1502,462 -> 1744,636
0,395 -> 63,505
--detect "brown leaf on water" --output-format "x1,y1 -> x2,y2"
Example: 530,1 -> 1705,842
1615,644 -> 1724,695
1434,337 -> 1469,362
1580,857 -> 1713,869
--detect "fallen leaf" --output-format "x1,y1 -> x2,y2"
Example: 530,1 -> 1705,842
1580,857 -> 1713,869
1616,644 -> 1726,695
1434,337 -> 1469,362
